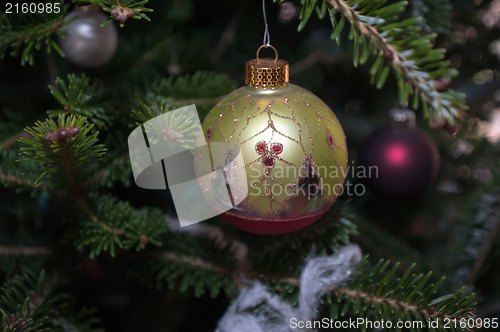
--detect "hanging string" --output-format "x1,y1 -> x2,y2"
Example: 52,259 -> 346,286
262,0 -> 271,46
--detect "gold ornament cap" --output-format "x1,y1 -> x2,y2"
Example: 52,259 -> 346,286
245,45 -> 289,89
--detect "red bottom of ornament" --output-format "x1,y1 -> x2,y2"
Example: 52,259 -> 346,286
221,208 -> 330,235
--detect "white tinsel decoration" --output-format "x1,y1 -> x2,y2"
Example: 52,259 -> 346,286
216,245 -> 362,332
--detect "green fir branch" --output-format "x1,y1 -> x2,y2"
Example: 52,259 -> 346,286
149,233 -> 238,298
75,0 -> 153,27
290,0 -> 467,129
85,151 -> 131,189
84,129 -> 133,189
150,251 -> 236,298
328,258 -> 476,330
0,1 -> 67,65
18,115 -> 106,191
265,257 -> 476,331
0,270 -> 66,332
47,74 -> 113,129
140,71 -> 237,118
139,239 -> 477,329
0,148 -> 42,191
75,194 -> 167,259
0,271 -> 104,332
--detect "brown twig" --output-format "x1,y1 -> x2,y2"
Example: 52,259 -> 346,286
0,174 -> 40,189
161,252 -> 231,275
1,131 -> 31,150
77,197 -> 117,234
59,140 -> 81,198
0,246 -> 50,256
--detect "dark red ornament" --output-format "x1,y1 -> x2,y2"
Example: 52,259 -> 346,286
358,109 -> 440,197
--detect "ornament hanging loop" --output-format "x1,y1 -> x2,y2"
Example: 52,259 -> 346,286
262,0 -> 271,46
256,44 -> 278,63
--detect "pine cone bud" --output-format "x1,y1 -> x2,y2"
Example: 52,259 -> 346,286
44,132 -> 58,142
111,7 -> 135,23
44,127 -> 81,142
59,128 -> 69,139
67,127 -> 81,136
383,49 -> 394,62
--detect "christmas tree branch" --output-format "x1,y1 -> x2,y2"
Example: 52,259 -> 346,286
0,3 -> 66,65
18,115 -> 106,190
76,194 -> 166,258
0,271 -> 103,331
292,0 -> 467,129
84,152 -> 130,188
0,270 -> 64,331
327,0 -> 466,129
333,286 -> 465,322
48,74 -> 113,129
137,71 -> 237,119
76,197 -> 117,234
75,0 -> 153,27
150,245 -> 476,326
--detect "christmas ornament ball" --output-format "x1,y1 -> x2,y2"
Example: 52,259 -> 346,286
358,109 -> 440,197
59,6 -> 118,68
196,47 -> 348,235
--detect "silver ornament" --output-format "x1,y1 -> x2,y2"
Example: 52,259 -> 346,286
60,6 -> 118,68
